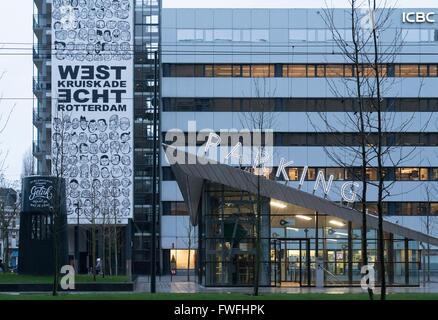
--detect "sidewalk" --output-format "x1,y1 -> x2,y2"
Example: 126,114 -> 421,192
134,275 -> 438,294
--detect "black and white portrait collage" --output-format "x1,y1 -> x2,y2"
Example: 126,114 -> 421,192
51,0 -> 134,223
52,0 -> 132,62
52,114 -> 133,221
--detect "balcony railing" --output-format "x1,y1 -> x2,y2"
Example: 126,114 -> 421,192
33,141 -> 49,156
33,14 -> 50,29
33,109 -> 51,124
33,77 -> 51,92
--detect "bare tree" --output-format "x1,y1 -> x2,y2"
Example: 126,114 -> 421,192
0,187 -> 20,272
51,110 -> 71,295
239,78 -> 277,296
319,0 -> 431,299
21,147 -> 35,177
319,0 -> 376,299
421,183 -> 438,283
183,223 -> 195,282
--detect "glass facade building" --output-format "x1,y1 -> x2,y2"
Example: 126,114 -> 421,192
161,6 -> 438,285
203,183 -> 421,287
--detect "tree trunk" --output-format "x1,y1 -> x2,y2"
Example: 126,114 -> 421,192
3,230 -> 10,272
253,172 -> 261,296
187,244 -> 191,282
92,225 -> 96,281
101,225 -> 105,278
108,227 -> 112,276
371,1 -> 386,298
52,213 -> 59,296
114,225 -> 118,276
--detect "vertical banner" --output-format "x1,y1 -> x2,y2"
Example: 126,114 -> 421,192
51,0 -> 134,223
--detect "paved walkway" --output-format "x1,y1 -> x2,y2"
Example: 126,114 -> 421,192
134,275 -> 438,294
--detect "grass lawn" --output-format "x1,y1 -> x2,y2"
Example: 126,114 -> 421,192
0,292 -> 438,300
0,273 -> 129,284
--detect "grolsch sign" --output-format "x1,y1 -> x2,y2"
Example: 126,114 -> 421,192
21,176 -> 59,212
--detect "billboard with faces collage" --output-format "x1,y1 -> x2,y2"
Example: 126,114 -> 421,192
51,0 -> 134,224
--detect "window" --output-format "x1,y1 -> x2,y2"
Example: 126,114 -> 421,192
283,65 -> 307,77
402,29 -> 421,42
251,29 -> 269,42
396,64 -> 419,77
289,29 -> 307,42
251,65 -> 274,77
162,201 -> 188,215
177,29 -> 195,41
214,29 -> 232,41
194,29 -> 204,41
170,249 -> 197,269
205,29 -> 213,41
174,64 -> 195,77
396,168 -> 428,181
287,168 -> 300,181
233,29 -> 241,41
242,30 -> 251,42
326,65 -> 344,77
326,168 -> 345,180
214,65 -> 233,77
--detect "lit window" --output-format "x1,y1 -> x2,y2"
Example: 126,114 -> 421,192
326,65 -> 344,77
214,65 -> 233,77
396,168 -> 426,180
251,65 -> 274,77
170,249 -> 197,269
284,65 -> 307,77
288,168 -> 300,181
397,65 -> 419,77
326,168 -> 345,180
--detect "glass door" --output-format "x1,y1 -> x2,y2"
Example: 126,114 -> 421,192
271,239 -> 311,287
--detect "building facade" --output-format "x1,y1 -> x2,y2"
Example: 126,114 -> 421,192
32,0 -> 161,275
32,1 -> 438,283
161,6 -> 438,284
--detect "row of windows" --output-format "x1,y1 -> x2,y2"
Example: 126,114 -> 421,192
164,132 -> 438,147
163,63 -> 438,78
367,202 -> 438,216
162,98 -> 438,112
162,167 -> 438,182
177,29 -> 269,42
291,28 -> 438,43
175,28 -> 438,43
161,200 -> 438,216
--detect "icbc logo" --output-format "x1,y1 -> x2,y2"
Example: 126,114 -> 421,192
402,12 -> 436,23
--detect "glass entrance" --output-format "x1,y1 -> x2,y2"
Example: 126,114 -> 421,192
272,238 -> 311,287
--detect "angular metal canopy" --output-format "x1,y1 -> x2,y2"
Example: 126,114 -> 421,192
166,145 -> 438,246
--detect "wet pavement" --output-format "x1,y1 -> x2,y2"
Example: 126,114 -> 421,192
134,275 -> 438,294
